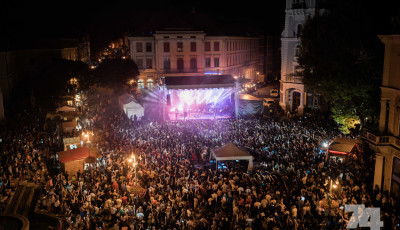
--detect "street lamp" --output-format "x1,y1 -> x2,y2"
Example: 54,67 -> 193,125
128,154 -> 138,185
82,131 -> 94,158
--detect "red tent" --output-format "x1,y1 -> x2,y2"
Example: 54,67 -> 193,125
57,146 -> 89,163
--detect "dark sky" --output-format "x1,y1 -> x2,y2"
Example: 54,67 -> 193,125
3,0 -> 286,39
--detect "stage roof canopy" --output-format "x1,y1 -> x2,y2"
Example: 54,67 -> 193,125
165,75 -> 237,89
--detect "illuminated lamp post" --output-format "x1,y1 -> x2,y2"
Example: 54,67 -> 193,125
128,155 -> 138,185
83,131 -> 94,158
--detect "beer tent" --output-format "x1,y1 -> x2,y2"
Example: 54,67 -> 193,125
326,137 -> 362,162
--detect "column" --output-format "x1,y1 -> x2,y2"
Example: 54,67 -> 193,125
378,100 -> 388,133
298,91 -> 304,115
373,155 -> 384,189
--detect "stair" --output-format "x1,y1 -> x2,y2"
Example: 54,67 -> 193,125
5,183 -> 26,215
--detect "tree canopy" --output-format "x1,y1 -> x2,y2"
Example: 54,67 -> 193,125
297,0 -> 398,129
93,58 -> 139,88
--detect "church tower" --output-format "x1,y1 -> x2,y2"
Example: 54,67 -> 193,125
280,0 -> 325,115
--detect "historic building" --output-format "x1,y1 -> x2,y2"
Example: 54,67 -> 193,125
279,0 -> 325,115
127,13 -> 262,89
365,35 -> 400,201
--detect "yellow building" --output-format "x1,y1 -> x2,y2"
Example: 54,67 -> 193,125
365,35 -> 400,201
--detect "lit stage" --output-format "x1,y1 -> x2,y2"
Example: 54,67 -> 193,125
164,75 -> 238,121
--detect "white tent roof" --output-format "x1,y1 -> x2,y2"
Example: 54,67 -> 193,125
56,106 -> 76,113
211,143 -> 253,170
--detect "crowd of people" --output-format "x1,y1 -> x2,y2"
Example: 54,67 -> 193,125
1,88 -> 399,230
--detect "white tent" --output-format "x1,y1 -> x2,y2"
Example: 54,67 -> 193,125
210,142 -> 254,170
56,106 -> 76,113
118,93 -> 144,120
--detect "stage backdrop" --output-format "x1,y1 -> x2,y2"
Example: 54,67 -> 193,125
238,94 -> 264,119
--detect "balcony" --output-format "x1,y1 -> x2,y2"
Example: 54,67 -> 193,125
363,130 -> 400,149
284,74 -> 303,83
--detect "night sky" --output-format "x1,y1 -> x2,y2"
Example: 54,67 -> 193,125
3,0 -> 400,51
3,0 -> 286,40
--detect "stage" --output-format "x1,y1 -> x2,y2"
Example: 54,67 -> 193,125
142,75 -> 240,121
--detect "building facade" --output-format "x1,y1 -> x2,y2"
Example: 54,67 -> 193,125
365,35 -> 400,201
128,30 -> 261,89
280,0 -> 325,115
0,37 -> 90,118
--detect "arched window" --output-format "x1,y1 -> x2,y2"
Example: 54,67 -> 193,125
147,79 -> 154,89
138,79 -> 144,89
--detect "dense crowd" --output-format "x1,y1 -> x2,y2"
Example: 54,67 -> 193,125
1,89 -> 399,230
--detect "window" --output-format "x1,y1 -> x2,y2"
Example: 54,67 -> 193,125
190,58 -> 197,71
214,42 -> 220,51
205,57 -> 211,68
164,57 -> 171,71
136,58 -> 143,69
146,42 -> 152,52
204,42 -> 211,51
147,79 -> 154,89
214,57 -> 219,67
164,42 -> 170,52
146,58 -> 152,69
177,42 -> 183,52
190,42 -> 196,52
136,42 -> 143,52
295,45 -> 300,57
177,58 -> 184,72
297,24 -> 303,37
138,79 -> 144,89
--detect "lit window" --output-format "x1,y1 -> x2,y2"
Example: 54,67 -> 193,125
147,79 -> 154,89
138,79 -> 144,89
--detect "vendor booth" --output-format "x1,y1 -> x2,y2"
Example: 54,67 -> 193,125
57,146 -> 100,175
63,137 -> 82,151
326,137 -> 362,162
210,143 -> 254,170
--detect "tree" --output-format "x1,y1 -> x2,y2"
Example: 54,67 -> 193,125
297,0 -> 396,130
93,58 -> 139,88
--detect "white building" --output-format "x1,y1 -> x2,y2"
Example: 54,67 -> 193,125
365,35 -> 400,201
280,0 -> 325,115
128,15 -> 261,89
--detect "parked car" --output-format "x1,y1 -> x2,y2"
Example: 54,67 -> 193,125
270,89 -> 279,97
263,98 -> 275,107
